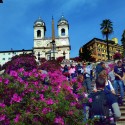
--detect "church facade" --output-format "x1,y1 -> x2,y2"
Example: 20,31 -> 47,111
33,16 -> 71,61
0,16 -> 71,65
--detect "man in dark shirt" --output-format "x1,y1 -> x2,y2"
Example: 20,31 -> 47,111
114,61 -> 125,103
86,77 -> 121,124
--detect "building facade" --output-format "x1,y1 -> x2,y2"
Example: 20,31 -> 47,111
0,49 -> 33,65
80,38 -> 123,61
33,16 -> 71,61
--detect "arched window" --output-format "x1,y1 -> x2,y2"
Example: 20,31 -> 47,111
61,28 -> 65,36
37,30 -> 41,37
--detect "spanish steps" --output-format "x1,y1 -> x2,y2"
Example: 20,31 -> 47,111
116,97 -> 125,125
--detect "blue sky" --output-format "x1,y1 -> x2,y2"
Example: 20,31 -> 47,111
0,0 -> 125,57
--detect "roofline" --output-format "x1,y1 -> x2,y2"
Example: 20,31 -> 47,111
0,49 -> 33,53
83,37 -> 121,47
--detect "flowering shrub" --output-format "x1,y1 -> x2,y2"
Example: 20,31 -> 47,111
0,67 -> 94,125
39,60 -> 61,72
56,57 -> 64,63
2,54 -> 37,73
40,58 -> 47,63
113,52 -> 122,60
0,55 -> 93,125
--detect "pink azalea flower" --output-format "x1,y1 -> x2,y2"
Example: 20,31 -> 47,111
28,88 -> 34,92
40,74 -> 47,80
42,108 -> 51,115
23,71 -> 29,76
71,78 -> 77,83
67,111 -> 74,115
33,81 -> 38,86
46,98 -> 54,105
0,103 -> 6,108
4,78 -> 9,85
11,93 -> 22,103
10,70 -> 18,77
34,73 -> 38,77
18,68 -> 24,72
0,77 -> 2,82
70,102 -> 77,106
17,77 -> 23,83
39,94 -> 44,101
28,72 -> 33,77
14,114 -> 20,123
0,114 -> 5,121
54,117 -> 64,125
32,69 -> 37,72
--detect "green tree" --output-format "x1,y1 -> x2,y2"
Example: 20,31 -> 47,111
100,19 -> 113,60
79,45 -> 92,62
121,30 -> 125,56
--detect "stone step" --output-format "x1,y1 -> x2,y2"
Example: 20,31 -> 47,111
121,110 -> 125,115
118,116 -> 125,121
116,121 -> 125,125
120,106 -> 125,110
118,96 -> 125,124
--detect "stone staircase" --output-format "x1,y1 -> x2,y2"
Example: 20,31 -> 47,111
116,98 -> 125,125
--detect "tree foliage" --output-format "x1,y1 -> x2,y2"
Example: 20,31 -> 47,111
79,46 -> 92,62
121,30 -> 125,56
113,52 -> 122,60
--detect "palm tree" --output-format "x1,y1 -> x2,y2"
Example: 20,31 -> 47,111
0,0 -> 3,3
121,30 -> 125,56
100,19 -> 113,60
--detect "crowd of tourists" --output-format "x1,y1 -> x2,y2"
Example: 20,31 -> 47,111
61,59 -> 125,125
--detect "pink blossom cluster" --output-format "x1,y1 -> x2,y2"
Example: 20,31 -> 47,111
0,57 -> 92,124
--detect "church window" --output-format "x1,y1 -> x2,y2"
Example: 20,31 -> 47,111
61,28 -> 65,36
37,30 -> 41,37
38,52 -> 40,56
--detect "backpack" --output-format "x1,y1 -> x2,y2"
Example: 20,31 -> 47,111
89,91 -> 109,119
